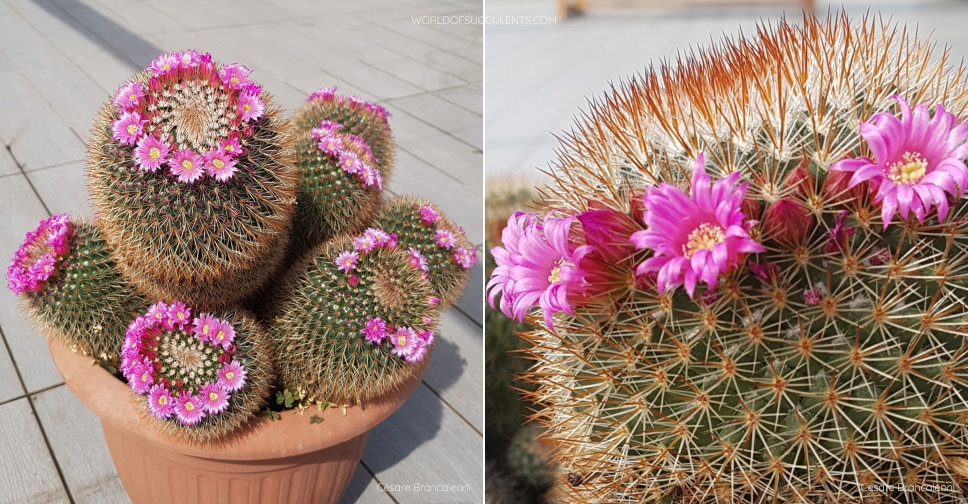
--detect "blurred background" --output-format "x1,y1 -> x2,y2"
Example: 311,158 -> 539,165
0,0 -> 482,502
483,1 -> 968,502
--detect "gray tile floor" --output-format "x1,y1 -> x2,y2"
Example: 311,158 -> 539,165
0,0 -> 482,502
485,0 -> 968,182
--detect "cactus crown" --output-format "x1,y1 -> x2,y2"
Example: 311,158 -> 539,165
374,195 -> 477,307
121,301 -> 274,441
493,13 -> 968,504
274,230 -> 438,405
87,50 -> 296,309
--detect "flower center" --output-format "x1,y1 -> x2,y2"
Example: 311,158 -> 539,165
208,391 -> 219,401
158,396 -> 168,405
683,223 -> 726,258
397,335 -> 407,346
184,401 -> 194,411
888,151 -> 927,185
127,124 -> 138,134
149,147 -> 161,160
547,259 -> 575,284
213,159 -> 224,169
181,160 -> 194,172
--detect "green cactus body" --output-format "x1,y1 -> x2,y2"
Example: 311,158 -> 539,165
374,195 -> 477,308
515,15 -> 968,504
507,425 -> 556,491
289,87 -> 395,256
273,231 -> 438,405
87,51 -> 296,311
10,216 -> 150,367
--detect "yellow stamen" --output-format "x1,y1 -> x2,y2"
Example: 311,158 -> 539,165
683,223 -> 727,258
213,159 -> 224,169
127,124 -> 137,134
209,392 -> 219,401
243,104 -> 250,113
202,324 -> 210,335
225,371 -> 234,380
149,147 -> 161,160
398,335 -> 407,346
888,151 -> 928,185
185,402 -> 194,411
158,396 -> 167,405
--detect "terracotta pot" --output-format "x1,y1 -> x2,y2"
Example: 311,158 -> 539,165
48,338 -> 428,504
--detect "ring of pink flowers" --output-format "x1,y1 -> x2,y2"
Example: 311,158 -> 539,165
7,214 -> 71,295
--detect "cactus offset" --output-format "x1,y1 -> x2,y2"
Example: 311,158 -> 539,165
7,215 -> 150,367
489,13 -> 968,504
273,230 -> 438,405
87,50 -> 296,310
289,87 -> 395,255
374,195 -> 477,308
120,301 -> 275,442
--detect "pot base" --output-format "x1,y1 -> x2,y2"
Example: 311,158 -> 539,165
103,422 -> 367,504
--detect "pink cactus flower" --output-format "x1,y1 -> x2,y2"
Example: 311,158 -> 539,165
361,316 -> 388,344
174,391 -> 206,425
408,247 -> 429,271
830,96 -> 968,229
210,320 -> 236,350
420,205 -> 440,225
630,154 -> 764,298
237,90 -> 264,122
112,111 -> 146,145
453,247 -> 477,269
148,52 -> 179,77
192,313 -> 220,342
204,149 -> 238,181
199,382 -> 230,414
219,63 -> 252,90
146,384 -> 175,419
335,250 -> 359,272
133,134 -> 170,172
113,81 -> 144,111
168,149 -> 206,183
218,360 -> 247,392
435,229 -> 456,249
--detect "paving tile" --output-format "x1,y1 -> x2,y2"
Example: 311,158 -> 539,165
286,73 -> 370,101
26,162 -> 93,218
388,149 -> 482,249
391,111 -> 482,187
334,64 -> 423,101
423,310 -> 482,431
454,263 -> 483,326
0,175 -> 65,394
21,65 -> 107,140
434,83 -> 482,116
63,3 -> 162,64
388,92 -> 481,141
0,146 -> 17,176
0,398 -> 71,504
0,314 -> 25,404
362,58 -> 467,93
33,385 -> 130,504
363,383 -> 482,504
339,465 -> 394,504
0,8 -> 73,71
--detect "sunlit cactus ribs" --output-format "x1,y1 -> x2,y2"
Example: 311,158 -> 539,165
272,229 -> 438,406
487,13 -> 968,504
7,214 -> 150,366
374,195 -> 478,308
120,300 -> 274,441
288,87 -> 395,256
87,50 -> 297,310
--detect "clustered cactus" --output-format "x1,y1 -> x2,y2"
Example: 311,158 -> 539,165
488,13 -> 968,504
6,50 -> 476,441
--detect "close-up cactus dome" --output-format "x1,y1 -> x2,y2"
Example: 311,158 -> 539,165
487,13 -> 968,504
6,49 -> 477,443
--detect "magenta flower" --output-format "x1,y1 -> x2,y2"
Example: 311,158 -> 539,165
192,313 -> 219,342
149,52 -> 178,77
199,382 -> 230,414
363,228 -> 392,248
219,63 -> 252,90
146,384 -> 175,419
418,329 -> 435,347
391,327 -> 420,361
453,247 -> 477,269
168,149 -> 205,183
204,149 -> 238,181
312,120 -> 343,138
435,229 -> 456,249
166,300 -> 191,329
353,234 -> 377,253
830,96 -> 968,229
220,137 -> 242,156
408,247 -> 429,271
804,287 -> 823,305
210,320 -> 236,350
7,214 -> 72,295
146,301 -> 169,325
361,316 -> 388,344
133,134 -> 170,172
360,164 -> 383,190
174,391 -> 206,425
237,90 -> 264,122
218,360 -> 247,392
630,154 -> 764,298
317,134 -> 343,156
307,86 -> 337,102
409,338 -> 429,363
128,360 -> 155,394
420,205 -> 440,225
335,250 -> 359,272
112,111 -> 146,146
113,81 -> 144,111
176,49 -> 202,69
486,212 -> 594,330
339,151 -> 362,175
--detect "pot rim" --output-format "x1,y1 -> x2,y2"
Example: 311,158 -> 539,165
48,337 -> 428,461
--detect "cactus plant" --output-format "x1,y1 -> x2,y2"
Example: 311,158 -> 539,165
120,300 -> 274,441
289,87 -> 395,255
487,13 -> 968,504
273,229 -> 438,405
374,195 -> 477,307
87,50 -> 297,310
7,214 -> 150,366
507,425 -> 556,491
